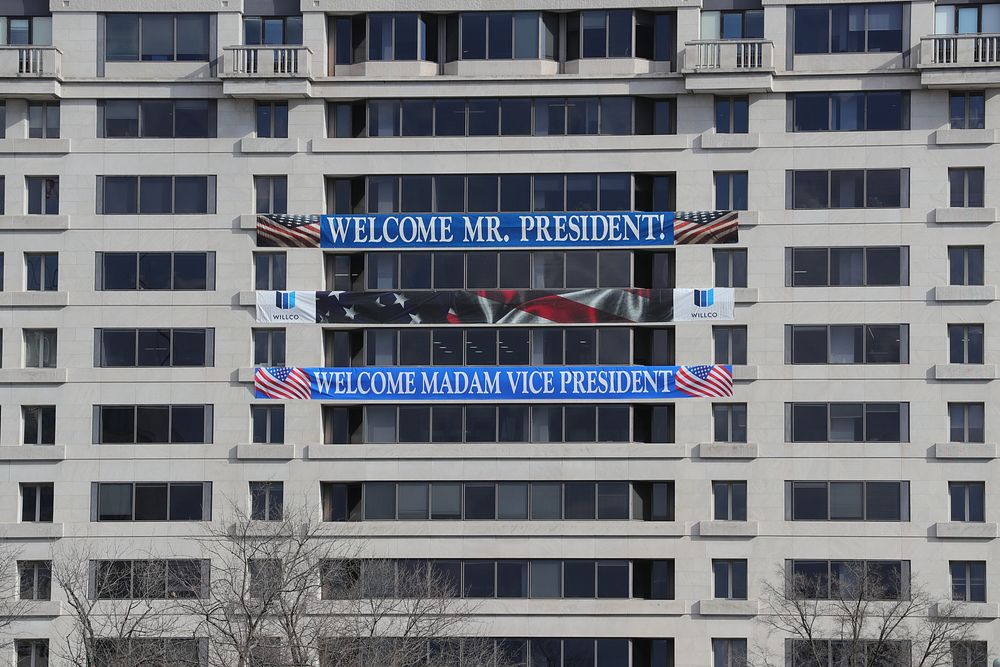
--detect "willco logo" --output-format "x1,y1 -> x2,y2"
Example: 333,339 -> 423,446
694,289 -> 715,308
276,292 -> 296,309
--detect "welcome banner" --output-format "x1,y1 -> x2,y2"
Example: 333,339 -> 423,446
254,365 -> 734,401
255,289 -> 735,325
256,211 -> 739,249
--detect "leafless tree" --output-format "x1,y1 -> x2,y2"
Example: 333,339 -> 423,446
0,539 -> 28,647
752,561 -> 987,667
184,500 -> 505,667
52,543 -> 194,667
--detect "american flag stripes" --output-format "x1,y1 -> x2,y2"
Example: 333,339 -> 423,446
256,214 -> 321,248
675,365 -> 734,398
673,211 -> 739,245
255,367 -> 312,400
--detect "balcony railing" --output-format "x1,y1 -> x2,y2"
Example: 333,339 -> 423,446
222,45 -> 312,77
919,33 -> 1000,66
0,46 -> 61,77
683,39 -> 773,72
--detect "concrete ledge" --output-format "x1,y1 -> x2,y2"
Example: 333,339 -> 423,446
305,443 -> 690,460
732,366 -> 757,382
933,207 -> 997,224
933,601 -> 999,619
734,287 -> 758,303
933,364 -> 996,380
933,285 -> 997,302
737,210 -> 760,227
696,443 -> 758,459
697,521 -> 758,538
240,137 -> 302,154
932,442 -> 997,459
237,367 -> 256,383
239,290 -> 256,306
234,444 -> 296,460
0,523 -> 63,539
318,520 -> 687,539
696,599 -> 758,616
700,132 -> 760,150
934,522 -> 998,540
0,138 -> 71,153
934,128 -> 998,145
0,215 -> 70,231
239,214 -> 259,230
0,292 -> 68,307
18,600 -> 63,617
0,368 -> 68,384
0,446 -> 65,461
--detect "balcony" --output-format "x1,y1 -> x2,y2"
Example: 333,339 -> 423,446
0,46 -> 61,96
918,34 -> 1000,87
220,45 -> 312,97
682,39 -> 774,92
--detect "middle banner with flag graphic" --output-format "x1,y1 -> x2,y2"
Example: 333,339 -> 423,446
255,288 -> 735,325
254,365 -> 734,401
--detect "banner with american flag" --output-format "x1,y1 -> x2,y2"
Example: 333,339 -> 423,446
255,288 -> 734,325
255,211 -> 738,249
254,365 -> 733,401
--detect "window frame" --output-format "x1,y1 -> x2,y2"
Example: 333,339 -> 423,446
104,13 -> 211,62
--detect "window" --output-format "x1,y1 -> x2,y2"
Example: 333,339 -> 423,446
950,403 -> 985,443
713,326 -> 747,366
712,639 -> 747,667
448,12 -> 558,61
790,91 -> 909,131
951,561 -> 986,602
27,102 -> 59,138
94,482 -> 211,521
0,177 -> 4,215
714,249 -> 747,289
15,640 -> 48,667
952,641 -> 989,667
244,15 -> 303,45
22,406 -> 55,445
18,561 -> 51,600
99,176 -> 215,214
95,329 -> 212,367
96,405 -> 212,444
950,482 -> 985,522
97,252 -> 212,291
93,560 -> 205,599
949,324 -> 984,364
254,329 -> 286,366
2,15 -> 52,45
713,481 -> 747,521
101,100 -> 215,138
701,10 -> 764,39
715,96 -> 748,134
25,253 -> 58,291
787,324 -> 907,364
793,4 -> 903,54
366,13 -> 437,62
252,405 -> 285,444
250,482 -> 283,521
322,481 -> 666,521
949,168 -> 985,207
714,172 -> 748,210
949,246 -> 985,286
713,404 -> 747,443
789,480 -> 909,521
256,101 -> 288,138
21,483 -> 53,522
23,330 -> 56,368
712,560 -> 748,599
787,246 -> 908,287
788,403 -> 908,442
790,560 -> 907,600
255,253 -> 287,290
105,13 -> 210,61
249,559 -> 282,598
254,176 -> 288,215
789,169 -> 907,209
950,92 -> 986,130
567,10 -> 634,59
935,3 -> 1000,34
25,177 -> 58,214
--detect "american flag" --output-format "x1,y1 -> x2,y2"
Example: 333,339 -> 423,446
673,211 -> 739,245
257,214 -> 321,248
255,367 -> 312,400
675,365 -> 733,398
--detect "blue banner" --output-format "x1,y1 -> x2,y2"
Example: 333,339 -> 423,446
255,365 -> 734,401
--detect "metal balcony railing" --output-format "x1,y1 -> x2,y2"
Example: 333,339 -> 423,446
920,33 -> 1000,66
683,39 -> 774,72
221,45 -> 312,77
0,46 -> 61,77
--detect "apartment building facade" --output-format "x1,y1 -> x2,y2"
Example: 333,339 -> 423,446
0,0 -> 998,664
